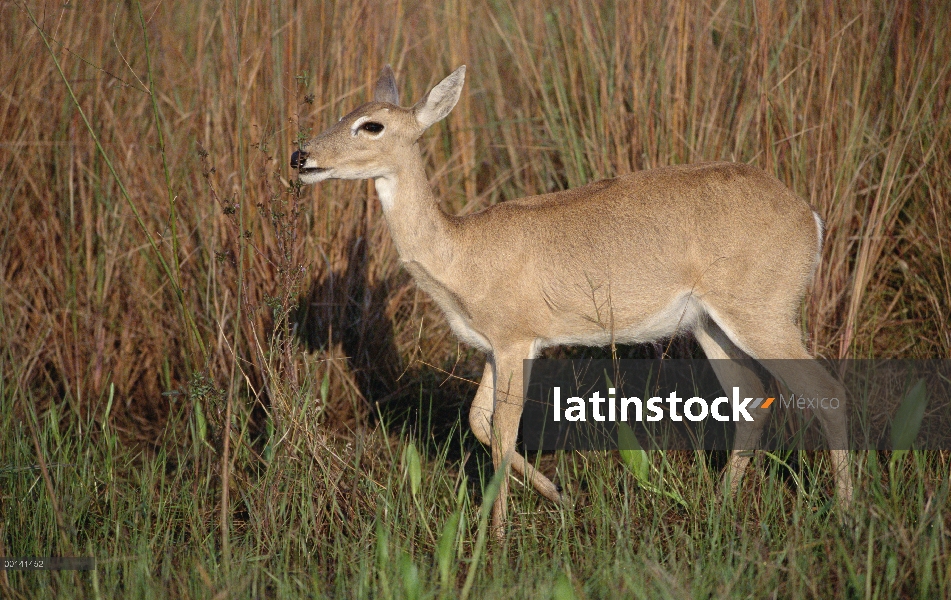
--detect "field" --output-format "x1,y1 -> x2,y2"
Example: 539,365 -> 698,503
1,0 -> 949,597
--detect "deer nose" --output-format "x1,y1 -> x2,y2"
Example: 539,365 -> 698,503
290,150 -> 308,169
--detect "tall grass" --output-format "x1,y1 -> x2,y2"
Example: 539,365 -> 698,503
1,0 -> 949,596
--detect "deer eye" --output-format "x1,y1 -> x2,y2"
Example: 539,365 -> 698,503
360,121 -> 384,134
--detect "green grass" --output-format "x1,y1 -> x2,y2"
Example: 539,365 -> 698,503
2,387 -> 949,597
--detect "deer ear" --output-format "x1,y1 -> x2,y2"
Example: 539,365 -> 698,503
413,65 -> 466,131
374,65 -> 400,105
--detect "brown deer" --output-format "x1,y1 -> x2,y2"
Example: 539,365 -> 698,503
291,65 -> 852,536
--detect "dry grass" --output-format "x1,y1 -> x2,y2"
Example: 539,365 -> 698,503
3,0 -> 948,444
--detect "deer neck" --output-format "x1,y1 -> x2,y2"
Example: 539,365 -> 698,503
374,145 -> 456,274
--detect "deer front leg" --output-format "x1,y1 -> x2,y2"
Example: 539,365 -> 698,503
488,343 -> 534,539
469,361 -> 562,504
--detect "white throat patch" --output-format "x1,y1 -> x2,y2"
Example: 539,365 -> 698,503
374,176 -> 397,212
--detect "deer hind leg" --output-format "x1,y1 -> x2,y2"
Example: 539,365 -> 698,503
469,361 -> 562,505
757,345 -> 852,510
706,315 -> 853,511
694,318 -> 768,497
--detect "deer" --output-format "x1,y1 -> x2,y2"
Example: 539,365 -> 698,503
291,64 -> 853,536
